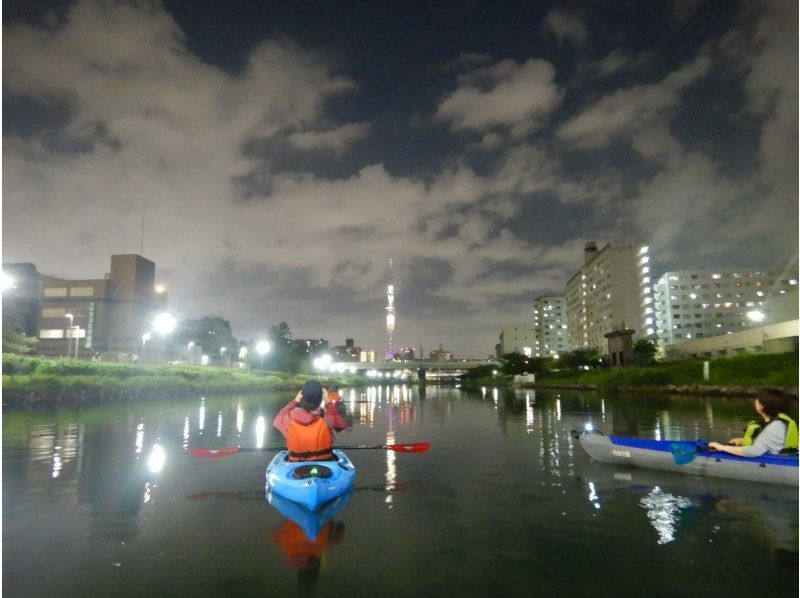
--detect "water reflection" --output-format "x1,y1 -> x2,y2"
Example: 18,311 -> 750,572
640,486 -> 693,544
3,387 -> 796,596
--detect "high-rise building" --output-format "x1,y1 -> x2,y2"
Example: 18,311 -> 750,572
331,338 -> 361,362
398,346 -> 415,360
654,268 -> 798,346
565,241 -> 651,353
429,344 -> 453,361
532,295 -> 571,357
359,350 -> 376,363
2,262 -> 42,336
385,259 -> 395,361
497,325 -> 537,357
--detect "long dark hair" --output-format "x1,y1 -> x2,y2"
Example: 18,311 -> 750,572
758,388 -> 797,418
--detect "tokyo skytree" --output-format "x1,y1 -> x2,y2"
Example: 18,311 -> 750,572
385,259 -> 395,361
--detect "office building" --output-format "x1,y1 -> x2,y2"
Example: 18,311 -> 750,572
532,295 -> 571,357
565,241 -> 651,353
34,254 -> 167,358
429,344 -> 454,361
331,338 -> 361,362
654,268 -> 798,346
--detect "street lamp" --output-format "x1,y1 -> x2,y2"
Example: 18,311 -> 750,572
747,310 -> 767,352
65,313 -> 74,358
142,332 -> 151,356
256,340 -> 271,369
1,272 -> 15,293
152,312 -> 176,364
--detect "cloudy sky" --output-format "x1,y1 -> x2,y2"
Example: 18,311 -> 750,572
3,0 -> 797,356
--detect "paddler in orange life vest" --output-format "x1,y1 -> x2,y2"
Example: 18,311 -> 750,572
273,380 -> 347,461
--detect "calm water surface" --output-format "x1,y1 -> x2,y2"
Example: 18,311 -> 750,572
3,387 -> 798,596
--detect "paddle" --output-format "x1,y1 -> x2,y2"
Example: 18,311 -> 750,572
189,442 -> 431,458
670,440 -> 708,465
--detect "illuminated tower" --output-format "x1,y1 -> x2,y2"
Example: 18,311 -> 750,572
385,259 -> 395,361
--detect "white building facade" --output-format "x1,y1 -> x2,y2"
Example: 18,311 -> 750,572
565,241 -> 652,353
654,268 -> 798,346
498,325 -> 537,357
532,295 -> 571,357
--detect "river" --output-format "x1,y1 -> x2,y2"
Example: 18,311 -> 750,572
3,386 -> 797,596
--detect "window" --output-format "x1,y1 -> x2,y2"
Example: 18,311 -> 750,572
41,307 -> 66,318
69,287 -> 94,297
43,287 -> 67,297
39,329 -> 64,339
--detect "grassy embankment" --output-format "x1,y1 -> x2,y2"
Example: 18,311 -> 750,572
1,354 -> 368,405
533,352 -> 798,395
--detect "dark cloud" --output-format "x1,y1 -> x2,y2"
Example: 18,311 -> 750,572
3,0 -> 796,356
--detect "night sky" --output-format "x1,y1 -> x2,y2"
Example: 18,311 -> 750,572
3,0 -> 797,356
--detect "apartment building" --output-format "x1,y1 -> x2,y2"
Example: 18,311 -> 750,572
654,268 -> 798,346
565,241 -> 651,353
532,295 -> 571,357
497,325 -> 537,357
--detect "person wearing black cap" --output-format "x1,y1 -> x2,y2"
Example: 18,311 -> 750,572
273,380 -> 347,461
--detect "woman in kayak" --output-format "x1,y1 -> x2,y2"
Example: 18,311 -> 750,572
273,379 -> 347,461
709,389 -> 798,457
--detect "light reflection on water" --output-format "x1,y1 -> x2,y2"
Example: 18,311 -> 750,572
2,386 -> 797,596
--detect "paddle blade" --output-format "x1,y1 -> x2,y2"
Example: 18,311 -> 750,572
189,447 -> 240,458
387,442 -> 430,453
670,443 -> 696,466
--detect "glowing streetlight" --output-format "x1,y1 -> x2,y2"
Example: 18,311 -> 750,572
1,272 -> 15,293
747,310 -> 767,352
142,332 -> 151,347
152,312 -> 177,334
239,346 -> 248,360
313,354 -> 332,371
256,340 -> 271,368
155,284 -> 166,294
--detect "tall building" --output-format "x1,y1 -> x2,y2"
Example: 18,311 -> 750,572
565,241 -> 651,353
654,268 -> 798,346
497,325 -> 537,357
385,259 -> 395,361
331,338 -> 361,362
532,295 -> 571,357
398,346 -> 415,360
32,254 -> 167,358
429,344 -> 453,361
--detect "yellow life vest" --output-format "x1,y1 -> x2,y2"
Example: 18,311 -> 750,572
742,413 -> 798,452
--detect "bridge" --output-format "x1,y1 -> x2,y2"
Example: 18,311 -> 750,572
324,359 -> 500,379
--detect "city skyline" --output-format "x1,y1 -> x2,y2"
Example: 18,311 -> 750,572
3,0 -> 797,354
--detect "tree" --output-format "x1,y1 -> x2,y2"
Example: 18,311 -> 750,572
2,330 -> 37,355
558,348 -> 604,370
500,352 -> 554,376
633,339 -> 658,366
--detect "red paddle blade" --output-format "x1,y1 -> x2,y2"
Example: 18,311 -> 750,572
387,442 -> 430,453
189,447 -> 240,458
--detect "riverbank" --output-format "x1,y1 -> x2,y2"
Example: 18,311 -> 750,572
476,352 -> 798,397
1,354 -> 367,406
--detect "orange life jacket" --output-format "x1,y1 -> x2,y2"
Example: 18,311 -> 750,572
286,416 -> 334,461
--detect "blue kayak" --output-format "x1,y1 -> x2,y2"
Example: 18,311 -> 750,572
267,487 -> 353,540
266,449 -> 356,510
577,430 -> 799,486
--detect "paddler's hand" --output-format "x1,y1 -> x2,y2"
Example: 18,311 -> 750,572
728,437 -> 743,446
708,442 -> 724,451
294,391 -> 302,403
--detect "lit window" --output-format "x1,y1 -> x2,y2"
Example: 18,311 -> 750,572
43,287 -> 68,297
41,308 -> 66,318
39,329 -> 65,339
69,287 -> 94,297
